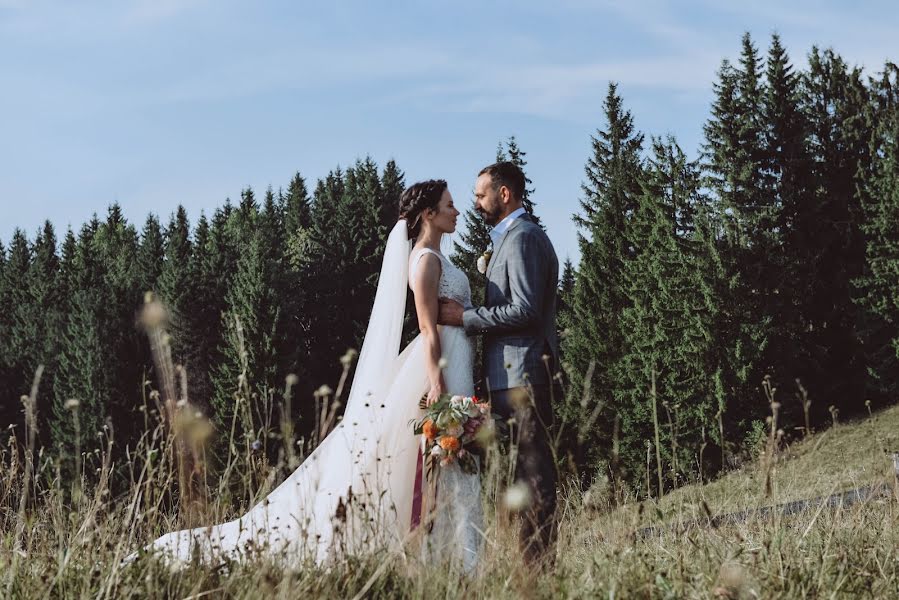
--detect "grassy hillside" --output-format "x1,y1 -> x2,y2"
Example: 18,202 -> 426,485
614,403 -> 899,527
3,402 -> 899,598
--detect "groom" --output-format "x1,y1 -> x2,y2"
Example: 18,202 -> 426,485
438,161 -> 560,567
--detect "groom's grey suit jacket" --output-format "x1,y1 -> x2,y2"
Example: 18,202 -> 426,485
462,213 -> 559,391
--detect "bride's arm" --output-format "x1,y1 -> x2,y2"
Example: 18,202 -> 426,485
412,253 -> 446,405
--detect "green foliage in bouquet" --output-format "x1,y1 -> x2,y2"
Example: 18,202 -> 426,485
412,394 -> 493,475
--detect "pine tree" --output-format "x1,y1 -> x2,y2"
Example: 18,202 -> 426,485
337,159 -> 384,350
94,206 -> 145,450
279,174 -> 315,384
561,82 -> 644,484
556,257 -> 577,386
0,237 -> 9,445
212,188 -> 272,432
858,62 -> 899,399
284,172 -> 313,234
0,229 -> 32,440
615,138 -> 717,489
187,209 -> 234,412
23,221 -> 63,445
557,258 -> 576,334
305,170 -> 346,391
52,218 -> 106,462
57,229 -> 77,298
213,231 -> 282,438
261,186 -> 303,386
701,38 -> 772,439
800,48 -> 871,416
306,163 -> 374,388
761,34 -> 811,401
283,172 -> 314,274
133,214 -> 164,432
380,160 -> 406,234
137,214 -> 164,295
158,206 -> 193,368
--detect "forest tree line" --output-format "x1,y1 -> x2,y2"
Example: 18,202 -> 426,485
2,33 -> 899,496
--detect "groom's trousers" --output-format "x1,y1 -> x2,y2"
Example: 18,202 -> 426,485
490,383 -> 559,567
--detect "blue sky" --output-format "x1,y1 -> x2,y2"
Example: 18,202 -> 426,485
1,1 -> 896,264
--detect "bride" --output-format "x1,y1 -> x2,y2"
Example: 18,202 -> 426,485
135,180 -> 483,572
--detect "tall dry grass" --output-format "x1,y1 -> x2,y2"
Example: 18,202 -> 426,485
3,298 -> 899,598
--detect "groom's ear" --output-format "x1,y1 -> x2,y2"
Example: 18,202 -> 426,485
499,185 -> 513,205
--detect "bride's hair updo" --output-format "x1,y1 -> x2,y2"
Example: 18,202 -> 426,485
397,179 -> 448,240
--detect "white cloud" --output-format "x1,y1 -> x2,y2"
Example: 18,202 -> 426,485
2,1 -> 896,125
380,50 -> 723,121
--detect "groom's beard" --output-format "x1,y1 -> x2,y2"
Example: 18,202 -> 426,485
478,207 -> 501,226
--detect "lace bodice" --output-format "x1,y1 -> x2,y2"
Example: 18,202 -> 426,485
409,248 -> 473,309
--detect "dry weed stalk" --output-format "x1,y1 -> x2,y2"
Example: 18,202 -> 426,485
796,378 -> 812,437
761,375 -> 780,499
651,368 -> 663,498
139,294 -> 208,525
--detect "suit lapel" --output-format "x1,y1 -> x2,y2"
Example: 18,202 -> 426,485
486,213 -> 531,280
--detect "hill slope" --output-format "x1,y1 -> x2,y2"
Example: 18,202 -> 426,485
624,403 -> 899,527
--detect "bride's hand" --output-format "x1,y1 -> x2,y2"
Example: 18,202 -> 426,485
426,382 -> 445,406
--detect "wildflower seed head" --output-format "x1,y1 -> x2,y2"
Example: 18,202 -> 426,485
503,482 -> 532,512
713,561 -> 752,598
509,388 -> 530,409
340,349 -> 359,367
139,300 -> 167,329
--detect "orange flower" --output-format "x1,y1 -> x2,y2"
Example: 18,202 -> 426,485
438,436 -> 460,452
423,419 -> 438,441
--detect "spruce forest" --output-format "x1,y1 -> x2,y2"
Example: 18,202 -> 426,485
2,33 -> 899,501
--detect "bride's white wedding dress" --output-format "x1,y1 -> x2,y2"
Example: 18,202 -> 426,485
135,221 -> 483,571
408,246 -> 484,573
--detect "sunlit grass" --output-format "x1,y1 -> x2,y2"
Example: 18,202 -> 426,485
3,300 -> 899,597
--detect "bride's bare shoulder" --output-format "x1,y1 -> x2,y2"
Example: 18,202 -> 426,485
410,248 -> 443,290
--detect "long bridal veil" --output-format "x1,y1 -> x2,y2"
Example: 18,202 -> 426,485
142,220 -> 433,566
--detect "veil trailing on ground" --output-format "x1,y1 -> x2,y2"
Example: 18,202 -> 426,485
138,220 -> 434,566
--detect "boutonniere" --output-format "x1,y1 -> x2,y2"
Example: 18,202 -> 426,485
476,249 -> 493,275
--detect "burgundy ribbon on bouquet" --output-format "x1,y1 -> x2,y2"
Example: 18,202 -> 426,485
411,449 -> 424,529
410,443 -> 438,532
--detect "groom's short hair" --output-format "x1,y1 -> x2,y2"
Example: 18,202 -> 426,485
479,161 -> 525,202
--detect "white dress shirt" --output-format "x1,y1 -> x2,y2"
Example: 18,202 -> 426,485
489,207 -> 527,246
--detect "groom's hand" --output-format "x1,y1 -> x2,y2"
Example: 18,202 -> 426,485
437,298 -> 464,327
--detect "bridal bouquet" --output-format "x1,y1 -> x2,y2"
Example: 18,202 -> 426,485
413,394 -> 492,475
